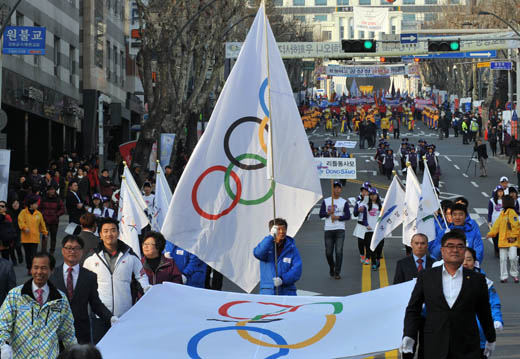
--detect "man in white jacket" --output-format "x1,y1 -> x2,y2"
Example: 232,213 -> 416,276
83,217 -> 149,343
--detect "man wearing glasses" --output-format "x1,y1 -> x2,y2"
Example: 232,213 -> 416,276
401,229 -> 496,359
50,235 -> 113,344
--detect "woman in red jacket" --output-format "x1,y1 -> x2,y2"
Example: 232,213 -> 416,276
40,186 -> 65,253
141,231 -> 182,285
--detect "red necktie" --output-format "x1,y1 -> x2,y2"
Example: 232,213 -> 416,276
36,288 -> 43,306
417,258 -> 424,272
66,267 -> 74,300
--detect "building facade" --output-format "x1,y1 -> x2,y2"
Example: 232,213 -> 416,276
1,0 -> 82,169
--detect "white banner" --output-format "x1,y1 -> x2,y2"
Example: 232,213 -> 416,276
315,158 -> 356,179
98,281 -> 416,359
353,7 -> 389,33
0,150 -> 9,201
334,140 -> 357,149
327,64 -> 408,78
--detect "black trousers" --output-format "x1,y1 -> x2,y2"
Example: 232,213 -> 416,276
371,239 -> 384,264
42,223 -> 58,252
92,316 -> 110,344
393,128 -> 400,139
403,318 -> 425,359
362,231 -> 373,259
23,243 -> 38,270
205,268 -> 223,290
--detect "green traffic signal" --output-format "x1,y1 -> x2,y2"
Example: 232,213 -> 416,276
364,40 -> 373,50
450,41 -> 460,51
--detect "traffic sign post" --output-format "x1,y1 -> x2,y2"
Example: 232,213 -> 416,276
490,61 -> 512,70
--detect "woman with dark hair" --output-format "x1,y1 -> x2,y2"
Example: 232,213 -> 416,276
8,199 -> 23,264
57,344 -> 102,359
141,231 -> 182,285
463,247 -> 504,355
364,188 -> 382,270
488,186 -> 505,257
0,200 -> 17,262
486,195 -> 519,283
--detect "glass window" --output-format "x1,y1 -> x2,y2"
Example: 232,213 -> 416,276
402,13 -> 416,21
424,13 -> 437,22
15,12 -> 23,26
337,0 -> 349,4
424,0 -> 437,4
340,26 -> 345,39
315,0 -> 327,5
359,0 -> 371,5
293,0 -> 305,5
54,36 -> 60,77
273,0 -> 283,5
70,45 -> 75,85
358,30 -> 365,38
450,0 -> 460,3
368,31 -> 375,39
402,0 -> 415,4
294,15 -> 306,22
322,31 -> 332,40
348,17 -> 354,38
314,15 -> 327,22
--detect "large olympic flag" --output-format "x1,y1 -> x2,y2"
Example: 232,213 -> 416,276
161,4 -> 322,293
98,281 -> 415,358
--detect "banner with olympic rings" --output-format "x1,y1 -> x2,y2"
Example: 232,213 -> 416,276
161,4 -> 322,293
98,281 -> 416,359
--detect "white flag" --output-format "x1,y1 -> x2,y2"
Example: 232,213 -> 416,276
152,163 -> 172,231
119,176 -> 149,258
370,176 -> 405,251
161,4 -> 322,293
416,164 -> 440,242
120,166 -> 148,219
402,166 -> 421,246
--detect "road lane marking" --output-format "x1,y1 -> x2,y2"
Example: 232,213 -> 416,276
453,164 -> 460,170
471,181 -> 479,188
348,179 -> 389,191
481,192 -> 489,198
462,173 -> 468,178
377,257 -> 399,358
362,258 -> 371,293
443,155 -> 452,162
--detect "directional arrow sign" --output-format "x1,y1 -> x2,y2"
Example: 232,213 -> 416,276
400,33 -> 418,44
467,51 -> 496,58
401,50 -> 497,60
490,61 -> 512,70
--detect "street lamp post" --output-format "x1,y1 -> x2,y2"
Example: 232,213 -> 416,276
478,11 -> 520,133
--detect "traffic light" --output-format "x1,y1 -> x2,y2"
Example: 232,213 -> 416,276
380,57 -> 400,63
342,39 -> 377,53
414,58 -> 421,62
428,39 -> 460,52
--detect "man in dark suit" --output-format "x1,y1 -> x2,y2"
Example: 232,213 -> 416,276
65,181 -> 86,224
49,235 -> 114,344
77,213 -> 100,263
394,233 -> 435,359
401,229 -> 496,359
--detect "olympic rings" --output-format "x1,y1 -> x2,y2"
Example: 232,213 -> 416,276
223,117 -> 269,170
258,116 -> 269,154
224,154 -> 274,206
192,166 -> 242,220
259,78 -> 270,118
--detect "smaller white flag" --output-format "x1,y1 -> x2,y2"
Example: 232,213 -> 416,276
402,166 -> 421,246
119,175 -> 149,258
120,166 -> 148,219
371,176 -> 405,251
416,164 -> 440,242
152,163 -> 172,231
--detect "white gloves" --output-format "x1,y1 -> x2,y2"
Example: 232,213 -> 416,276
164,251 -> 172,259
270,225 -> 278,238
181,274 -> 187,284
110,316 -> 119,326
399,336 -> 415,354
483,341 -> 496,358
1,344 -> 13,359
494,321 -> 503,332
273,277 -> 283,287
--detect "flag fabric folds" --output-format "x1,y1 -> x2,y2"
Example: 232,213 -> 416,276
402,166 -> 421,246
152,163 -> 172,231
416,163 -> 441,242
120,166 -> 148,217
161,4 -> 322,293
371,176 -> 405,251
119,171 -> 149,258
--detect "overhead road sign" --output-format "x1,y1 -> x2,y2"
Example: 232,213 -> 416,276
401,50 -> 497,60
491,61 -> 512,70
400,33 -> 417,44
2,26 -> 46,55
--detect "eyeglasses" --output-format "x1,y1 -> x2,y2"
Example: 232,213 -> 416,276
442,244 -> 466,250
63,247 -> 82,252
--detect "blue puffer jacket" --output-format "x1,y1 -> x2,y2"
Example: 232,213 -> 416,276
476,268 -> 503,349
164,242 -> 206,288
430,216 -> 484,263
253,235 -> 302,296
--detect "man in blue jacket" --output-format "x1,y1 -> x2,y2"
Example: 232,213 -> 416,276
164,242 -> 206,288
253,218 -> 302,295
429,203 -> 484,263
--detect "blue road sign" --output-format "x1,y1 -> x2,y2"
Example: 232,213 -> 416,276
2,26 -> 46,55
490,61 -> 512,70
400,33 -> 418,44
401,50 -> 497,60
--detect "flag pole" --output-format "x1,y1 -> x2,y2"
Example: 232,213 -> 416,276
422,156 -> 449,228
330,179 -> 335,222
262,1 -> 279,294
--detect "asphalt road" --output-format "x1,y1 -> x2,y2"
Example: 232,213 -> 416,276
11,121 -> 519,358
